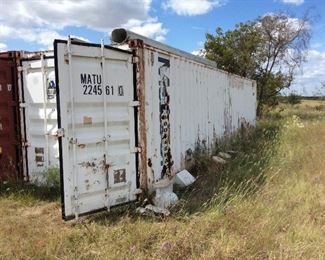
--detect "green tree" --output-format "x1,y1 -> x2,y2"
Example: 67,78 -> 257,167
204,12 -> 311,115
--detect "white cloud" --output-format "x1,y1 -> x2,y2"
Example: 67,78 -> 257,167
0,43 -> 7,51
285,49 -> 325,96
311,42 -> 322,50
122,18 -> 169,41
0,0 -> 151,30
281,0 -> 304,6
259,13 -> 310,33
191,49 -> 206,57
163,0 -> 224,16
0,25 -> 65,50
0,0 -> 167,48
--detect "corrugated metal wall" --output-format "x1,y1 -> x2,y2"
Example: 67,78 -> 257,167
21,56 -> 59,182
55,41 -> 138,219
143,47 -> 256,188
0,52 -> 23,181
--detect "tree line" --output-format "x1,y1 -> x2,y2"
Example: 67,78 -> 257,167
204,12 -> 312,115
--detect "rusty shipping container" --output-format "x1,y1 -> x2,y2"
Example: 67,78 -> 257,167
54,31 -> 256,220
0,52 -> 23,181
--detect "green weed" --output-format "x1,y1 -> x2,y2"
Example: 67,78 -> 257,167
0,100 -> 324,259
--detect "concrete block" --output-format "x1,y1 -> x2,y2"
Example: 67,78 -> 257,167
174,169 -> 196,188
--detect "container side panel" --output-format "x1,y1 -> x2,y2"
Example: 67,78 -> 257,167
55,42 -> 137,219
144,51 -> 174,185
143,48 -> 256,184
22,58 -> 59,182
0,55 -> 21,180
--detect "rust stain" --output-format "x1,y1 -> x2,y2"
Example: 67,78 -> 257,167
79,161 -> 96,168
64,54 -> 69,64
78,160 -> 101,175
83,116 -> 92,125
100,158 -> 110,171
129,39 -> 148,191
147,158 -> 152,168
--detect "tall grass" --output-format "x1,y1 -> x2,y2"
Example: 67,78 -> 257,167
0,100 -> 324,259
0,167 -> 60,205
173,119 -> 281,216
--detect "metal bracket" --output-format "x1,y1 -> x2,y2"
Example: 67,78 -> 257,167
133,188 -> 143,195
132,56 -> 139,64
129,101 -> 140,107
22,141 -> 31,147
56,128 -> 65,137
131,147 -> 142,153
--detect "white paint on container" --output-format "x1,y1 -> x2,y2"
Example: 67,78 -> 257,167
141,46 -> 256,189
55,40 -> 138,220
20,54 -> 59,183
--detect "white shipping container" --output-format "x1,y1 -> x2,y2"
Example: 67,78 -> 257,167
19,52 -> 59,182
54,40 -> 138,219
141,47 -> 256,186
54,31 -> 256,220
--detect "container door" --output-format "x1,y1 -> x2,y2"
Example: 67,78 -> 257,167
0,55 -> 22,181
55,40 -> 138,220
21,57 -> 59,183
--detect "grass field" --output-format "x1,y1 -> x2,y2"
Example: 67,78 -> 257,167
0,100 -> 324,259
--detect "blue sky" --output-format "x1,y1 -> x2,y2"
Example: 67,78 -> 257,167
0,0 -> 324,95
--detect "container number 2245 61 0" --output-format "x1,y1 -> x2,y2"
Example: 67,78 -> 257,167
80,73 -> 124,96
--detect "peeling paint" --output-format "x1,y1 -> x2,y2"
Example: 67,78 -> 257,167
158,56 -> 173,179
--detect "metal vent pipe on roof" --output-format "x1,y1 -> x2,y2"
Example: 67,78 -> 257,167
111,28 -> 218,68
111,28 -> 129,44
111,28 -> 152,44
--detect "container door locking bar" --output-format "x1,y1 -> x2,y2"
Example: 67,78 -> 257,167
55,128 -> 65,137
131,147 -> 142,153
129,101 -> 140,107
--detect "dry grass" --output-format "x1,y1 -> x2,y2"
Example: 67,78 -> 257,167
0,100 -> 324,259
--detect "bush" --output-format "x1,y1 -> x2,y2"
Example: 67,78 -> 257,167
287,93 -> 301,105
43,166 -> 60,189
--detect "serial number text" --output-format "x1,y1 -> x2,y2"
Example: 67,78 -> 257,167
80,73 -> 125,96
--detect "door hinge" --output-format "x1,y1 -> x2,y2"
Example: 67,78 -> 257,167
19,102 -> 26,108
133,188 -> 143,195
17,66 -> 23,72
56,128 -> 65,137
131,147 -> 142,153
22,141 -> 31,147
129,101 -> 140,107
132,56 -> 139,64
